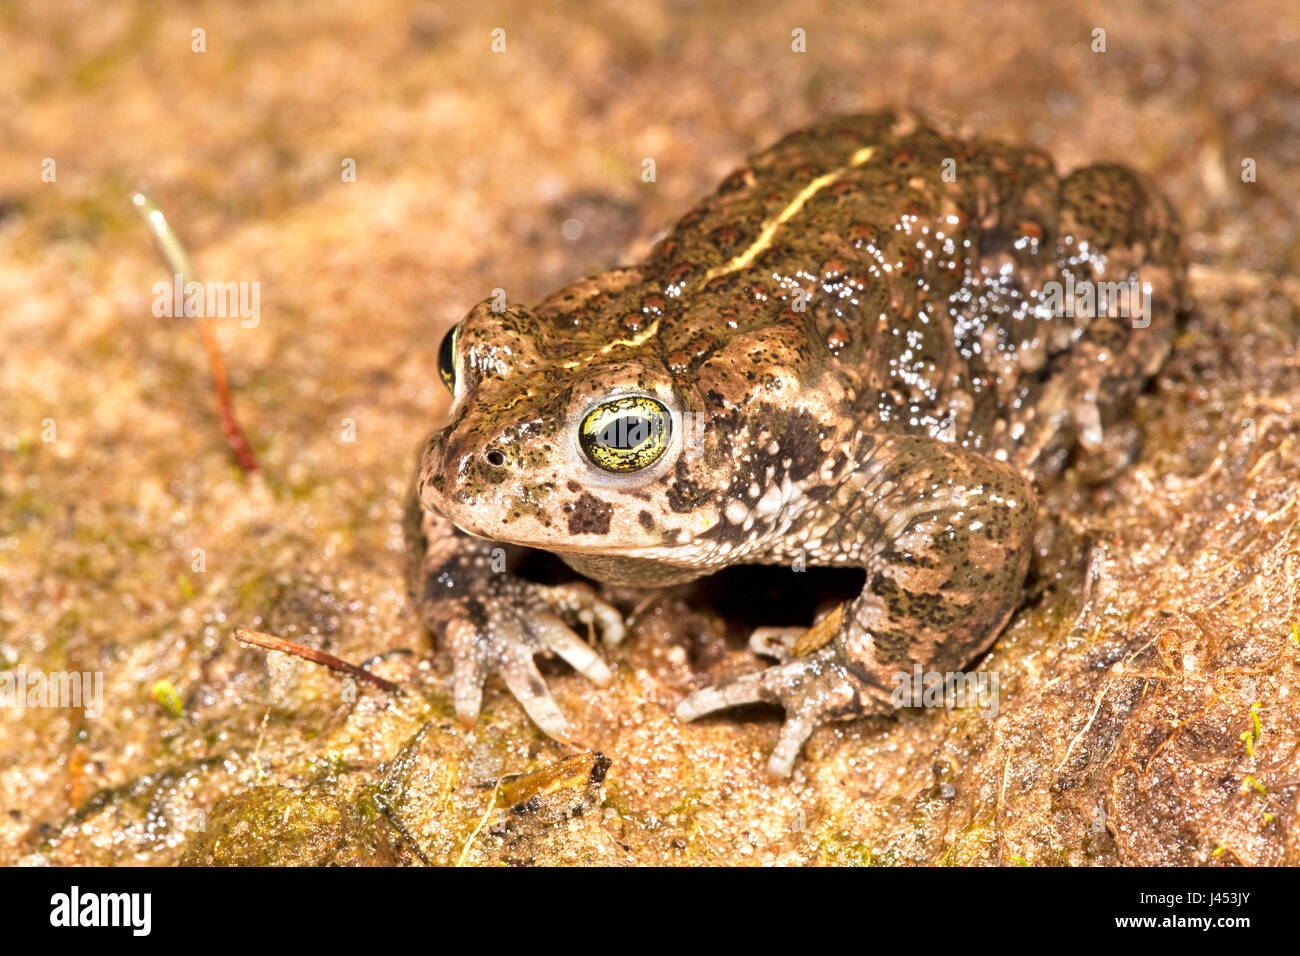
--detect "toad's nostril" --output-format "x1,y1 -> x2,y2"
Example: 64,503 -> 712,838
484,449 -> 507,468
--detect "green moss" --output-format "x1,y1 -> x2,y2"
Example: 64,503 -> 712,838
181,782 -> 399,865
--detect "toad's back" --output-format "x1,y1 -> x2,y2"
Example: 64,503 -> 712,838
538,112 -> 1186,483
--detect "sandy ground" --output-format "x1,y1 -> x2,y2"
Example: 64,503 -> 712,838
1,0 -> 1298,865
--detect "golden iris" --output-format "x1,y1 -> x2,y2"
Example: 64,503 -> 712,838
579,396 -> 671,472
437,323 -> 460,392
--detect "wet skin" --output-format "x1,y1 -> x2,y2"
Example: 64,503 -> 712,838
407,112 -> 1186,777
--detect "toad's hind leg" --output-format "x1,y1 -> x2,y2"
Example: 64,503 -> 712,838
832,436 -> 1036,690
677,435 -> 1036,777
1012,163 -> 1186,480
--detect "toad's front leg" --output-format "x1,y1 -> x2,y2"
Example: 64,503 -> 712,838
404,488 -> 625,742
676,435 -> 1036,777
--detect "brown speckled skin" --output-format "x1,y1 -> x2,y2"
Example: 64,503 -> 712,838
407,112 -> 1187,777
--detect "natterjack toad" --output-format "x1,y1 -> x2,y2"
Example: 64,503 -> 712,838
406,112 -> 1186,777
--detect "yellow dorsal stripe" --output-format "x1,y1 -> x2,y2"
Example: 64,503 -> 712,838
558,317 -> 662,368
702,145 -> 876,283
556,145 -> 877,368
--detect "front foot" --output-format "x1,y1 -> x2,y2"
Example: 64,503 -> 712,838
676,642 -> 890,778
424,577 -> 626,743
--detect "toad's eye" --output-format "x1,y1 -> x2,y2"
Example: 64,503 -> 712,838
579,396 -> 672,473
437,323 -> 460,392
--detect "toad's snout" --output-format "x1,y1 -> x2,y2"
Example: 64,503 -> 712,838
416,427 -> 527,517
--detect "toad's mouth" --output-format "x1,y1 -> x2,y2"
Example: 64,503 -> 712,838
442,503 -> 722,563
447,516 -> 701,559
